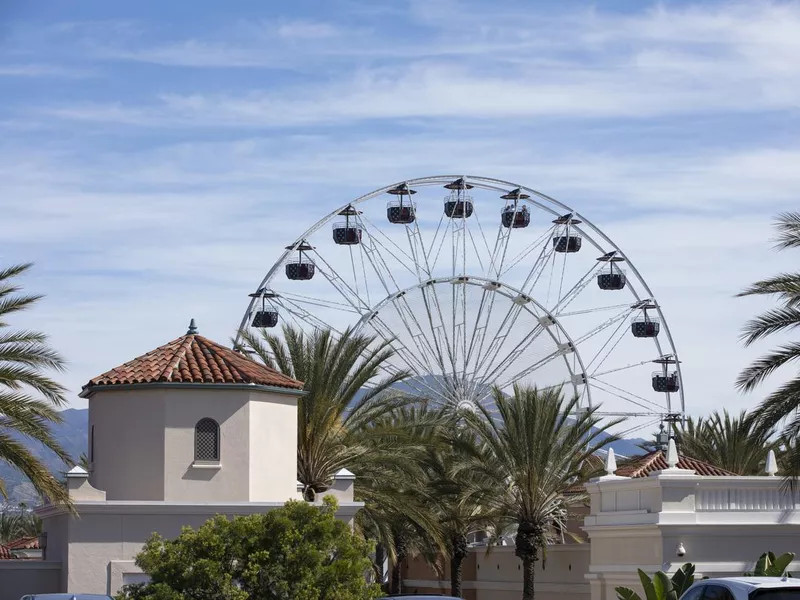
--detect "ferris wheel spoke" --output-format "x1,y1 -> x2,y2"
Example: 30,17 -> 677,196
557,302 -> 636,318
591,359 -> 654,379
501,225 -> 557,281
492,345 -> 568,390
277,298 -> 338,332
590,377 -> 665,412
550,262 -> 604,315
358,214 -> 417,267
278,291 -> 363,313
477,323 -> 551,390
367,313 -> 446,387
569,305 -> 636,348
310,252 -> 372,314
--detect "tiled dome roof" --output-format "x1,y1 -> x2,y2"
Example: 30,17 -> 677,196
82,327 -> 303,394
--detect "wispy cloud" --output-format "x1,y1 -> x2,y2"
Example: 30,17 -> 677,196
0,63 -> 94,78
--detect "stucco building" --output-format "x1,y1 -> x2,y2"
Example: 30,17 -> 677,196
403,444 -> 800,600
1,321 -> 361,598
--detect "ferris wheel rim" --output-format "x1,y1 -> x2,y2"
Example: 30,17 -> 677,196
234,174 -> 685,419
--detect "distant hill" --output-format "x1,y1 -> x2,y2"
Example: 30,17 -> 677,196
0,408 -> 88,505
0,404 -> 647,505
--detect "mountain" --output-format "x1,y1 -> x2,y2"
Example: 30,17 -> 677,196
0,405 -> 647,504
0,408 -> 88,505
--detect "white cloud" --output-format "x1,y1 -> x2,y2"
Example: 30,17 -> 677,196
0,63 -> 94,78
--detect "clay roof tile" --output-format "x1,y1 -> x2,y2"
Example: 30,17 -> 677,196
83,333 -> 304,392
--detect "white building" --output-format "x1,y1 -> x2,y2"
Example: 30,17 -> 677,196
404,443 -> 800,600
0,321 -> 361,598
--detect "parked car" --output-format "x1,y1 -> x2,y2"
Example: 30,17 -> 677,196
20,595 -> 113,600
680,577 -> 800,600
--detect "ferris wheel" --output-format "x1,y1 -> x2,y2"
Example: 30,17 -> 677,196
235,175 -> 684,432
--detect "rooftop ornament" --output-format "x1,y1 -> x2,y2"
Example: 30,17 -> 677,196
765,449 -> 779,476
187,319 -> 198,335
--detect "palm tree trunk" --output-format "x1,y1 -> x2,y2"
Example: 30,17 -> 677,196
450,533 -> 468,598
522,555 -> 536,600
390,553 -> 405,595
515,521 -> 542,600
375,543 -> 387,590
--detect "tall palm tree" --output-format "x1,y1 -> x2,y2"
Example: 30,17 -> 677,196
0,263 -> 72,506
672,410 -> 776,475
238,324 -> 411,500
353,404 -> 447,592
737,212 -> 800,477
425,418 -> 496,598
458,385 -> 622,600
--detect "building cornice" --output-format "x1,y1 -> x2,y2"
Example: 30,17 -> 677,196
36,500 -> 364,518
79,381 -> 306,399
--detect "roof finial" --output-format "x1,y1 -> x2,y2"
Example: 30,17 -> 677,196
604,448 -> 618,476
187,318 -> 198,335
666,437 -> 679,468
765,448 -> 778,476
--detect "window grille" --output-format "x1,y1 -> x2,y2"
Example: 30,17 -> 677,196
194,418 -> 220,461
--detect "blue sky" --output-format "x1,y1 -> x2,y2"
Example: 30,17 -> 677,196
2,0 -> 800,421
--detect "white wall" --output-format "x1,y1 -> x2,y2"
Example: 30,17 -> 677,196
89,385 -> 300,503
248,393 -> 298,502
89,389 -> 166,500
0,561 -> 61,600
162,388 -> 250,502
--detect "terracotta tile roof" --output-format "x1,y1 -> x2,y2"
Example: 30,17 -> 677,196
0,544 -> 13,560
615,450 -> 736,478
5,536 -> 38,550
83,332 -> 304,393
566,449 -> 735,494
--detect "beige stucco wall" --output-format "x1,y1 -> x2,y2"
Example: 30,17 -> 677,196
89,385 -> 300,503
0,561 -> 61,600
89,389 -> 166,500
248,394 -> 298,502
405,544 -> 590,600
163,389 -> 250,502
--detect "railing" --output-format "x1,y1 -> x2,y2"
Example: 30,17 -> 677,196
696,486 -> 798,511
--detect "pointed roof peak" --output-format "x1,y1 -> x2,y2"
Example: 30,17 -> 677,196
66,465 -> 88,477
666,438 -> 679,468
766,449 -> 779,476
604,448 -> 618,476
81,332 -> 304,395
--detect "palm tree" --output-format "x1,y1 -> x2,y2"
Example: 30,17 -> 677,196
354,404 -> 448,593
425,419 -> 496,598
672,410 -> 776,475
0,504 -> 41,544
458,385 -> 622,600
0,263 -> 72,506
238,324 -> 411,500
737,212 -> 800,477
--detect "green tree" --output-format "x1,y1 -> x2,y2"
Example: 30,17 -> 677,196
737,212 -> 800,479
238,325 -> 410,500
0,504 -> 41,544
672,410 -> 776,475
615,563 -> 697,600
117,497 -> 380,600
744,551 -> 795,577
426,418 -> 495,598
353,405 -> 448,594
459,385 -> 622,600
0,263 -> 73,507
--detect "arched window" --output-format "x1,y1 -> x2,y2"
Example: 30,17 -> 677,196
194,418 -> 220,462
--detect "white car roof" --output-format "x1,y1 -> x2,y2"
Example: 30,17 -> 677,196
699,578 -> 800,591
